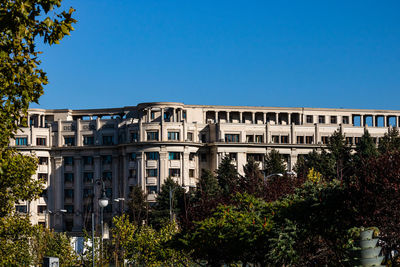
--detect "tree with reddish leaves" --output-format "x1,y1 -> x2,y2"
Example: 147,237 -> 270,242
345,151 -> 400,264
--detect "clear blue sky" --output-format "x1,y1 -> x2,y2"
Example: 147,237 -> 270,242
32,0 -> 400,110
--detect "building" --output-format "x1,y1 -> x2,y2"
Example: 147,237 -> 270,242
12,102 -> 400,233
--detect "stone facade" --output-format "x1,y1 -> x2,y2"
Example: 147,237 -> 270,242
12,102 -> 400,233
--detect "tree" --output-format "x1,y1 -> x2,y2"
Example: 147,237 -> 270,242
241,157 -> 265,197
327,130 -> 352,180
264,149 -> 286,176
353,130 -> 378,167
127,185 -> 148,226
216,156 -> 240,196
0,1 -> 76,262
378,128 -> 400,154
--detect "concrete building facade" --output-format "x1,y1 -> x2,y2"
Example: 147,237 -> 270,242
12,102 -> 400,233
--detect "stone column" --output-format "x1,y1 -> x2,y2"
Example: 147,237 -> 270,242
216,111 -> 219,123
227,112 -> 230,123
72,156 -> 82,232
57,119 -> 62,147
266,122 -> 270,143
291,123 -> 295,144
252,112 -> 255,124
41,115 -> 45,128
53,156 -> 64,232
159,151 -> 168,187
182,149 -> 189,186
288,113 -> 291,125
384,116 -> 387,127
315,123 -> 319,145
161,108 -> 164,123
137,153 -> 145,191
112,155 -> 119,215
76,119 -> 81,146
275,113 -> 279,125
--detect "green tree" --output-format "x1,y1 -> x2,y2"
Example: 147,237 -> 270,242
216,156 -> 240,196
196,169 -> 220,198
0,1 -> 76,263
241,157 -> 265,197
264,149 -> 286,176
378,128 -> 400,154
127,185 -> 148,226
327,130 -> 352,180
354,130 -> 378,167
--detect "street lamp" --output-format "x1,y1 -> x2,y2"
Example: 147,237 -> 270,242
114,198 -> 125,215
265,173 -> 283,180
96,178 -> 109,267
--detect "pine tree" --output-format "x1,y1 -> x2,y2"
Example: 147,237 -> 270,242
264,149 -> 286,176
216,157 -> 240,196
127,186 -> 148,226
378,128 -> 400,154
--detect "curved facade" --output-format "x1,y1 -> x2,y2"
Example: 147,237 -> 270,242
12,102 -> 400,233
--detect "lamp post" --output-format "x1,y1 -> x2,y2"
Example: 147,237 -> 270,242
97,178 -> 109,267
114,198 -> 125,215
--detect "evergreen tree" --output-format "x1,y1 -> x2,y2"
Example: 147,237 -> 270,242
242,157 -> 265,197
264,149 -> 286,176
354,130 -> 378,167
378,128 -> 400,154
216,156 -> 240,196
196,169 -> 220,199
327,130 -> 352,180
127,186 -> 148,226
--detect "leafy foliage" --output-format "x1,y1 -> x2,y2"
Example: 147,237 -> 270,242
127,185 -> 148,226
264,149 -> 286,176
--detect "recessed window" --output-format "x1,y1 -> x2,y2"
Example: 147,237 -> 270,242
36,137 -> 46,146
64,136 -> 75,146
247,153 -> 263,162
151,111 -> 155,119
146,152 -> 159,160
189,169 -> 195,177
272,135 -> 279,144
229,153 -> 237,161
83,188 -> 93,198
169,152 -> 180,160
255,135 -> 263,143
355,137 -> 361,145
306,115 -> 313,123
330,116 -> 337,124
15,137 -> 28,146
147,186 -> 158,194
38,173 -> 48,182
15,205 -> 27,213
64,173 -> 74,183
187,132 -> 193,141
225,134 -> 239,143
168,132 -> 180,141
189,153 -> 196,161
83,156 -> 93,165
147,131 -> 159,141
342,116 -> 349,124
321,136 -> 329,144
83,136 -> 94,145
37,205 -> 47,214
83,172 -> 93,183
102,135 -> 114,145
297,136 -> 304,144
130,132 -> 139,142
39,157 -> 48,165
318,116 -> 325,124
103,171 -> 112,181
306,136 -> 314,144
169,168 -> 180,177
129,152 -> 137,161
246,135 -> 254,143
346,137 -> 353,145
146,169 -> 157,177
101,155 -> 112,165
64,189 -> 74,199
64,156 -> 74,165
129,169 -> 137,178
281,135 -> 289,144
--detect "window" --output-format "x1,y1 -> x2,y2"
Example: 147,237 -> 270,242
64,136 -> 75,146
331,116 -> 337,124
147,186 -> 158,194
246,135 -> 254,143
187,132 -> 193,141
281,135 -> 289,144
39,157 -> 48,165
38,173 -> 48,182
189,169 -> 195,177
147,131 -> 159,141
146,169 -> 157,177
83,188 -> 93,198
15,137 -> 28,146
103,171 -> 112,181
37,205 -> 46,214
169,168 -> 180,177
306,115 -> 313,123
129,169 -> 137,178
146,152 -> 159,160
129,152 -> 137,161
297,136 -> 304,144
342,116 -> 349,124
102,135 -> 114,145
247,153 -> 263,162
64,189 -> 74,198
130,132 -> 138,142
64,173 -> 74,183
255,135 -> 263,143
321,136 -> 329,144
189,153 -> 196,161
229,153 -> 237,161
83,156 -> 93,165
200,153 -> 207,162
355,137 -> 361,145
346,137 -> 353,145
36,137 -> 46,146
101,155 -> 112,164
64,157 -> 74,165
83,136 -> 94,145
169,152 -> 180,160
15,205 -> 27,213
272,135 -> 279,144
151,111 -> 155,119
225,134 -> 239,143
201,134 -> 207,143
306,136 -> 314,144
168,132 -> 180,141
83,172 -> 93,183
318,116 -> 325,124
106,188 -> 112,198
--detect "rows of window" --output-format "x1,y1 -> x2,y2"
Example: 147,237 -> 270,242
306,115 -> 349,124
15,205 -> 47,214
